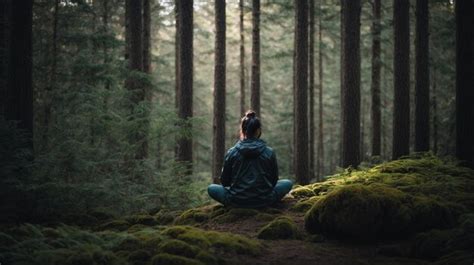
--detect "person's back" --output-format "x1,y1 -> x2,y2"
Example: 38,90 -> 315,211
208,110 -> 292,208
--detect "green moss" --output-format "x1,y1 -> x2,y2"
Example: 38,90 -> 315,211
206,230 -> 261,255
98,220 -> 130,231
158,239 -> 199,258
305,184 -> 413,240
411,229 -> 455,260
177,230 -> 211,249
257,216 -> 298,240
151,253 -> 204,265
195,251 -> 218,265
155,210 -> 177,225
113,235 -> 142,251
125,214 -> 158,226
174,209 -> 209,225
255,213 -> 275,222
127,250 -> 151,264
290,186 -> 315,198
291,196 -> 322,212
162,226 -> 194,238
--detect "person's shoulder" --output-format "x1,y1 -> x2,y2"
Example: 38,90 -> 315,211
225,141 -> 241,157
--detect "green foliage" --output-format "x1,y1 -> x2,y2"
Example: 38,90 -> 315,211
257,216 -> 298,240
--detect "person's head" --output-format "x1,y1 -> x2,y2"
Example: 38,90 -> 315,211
240,110 -> 261,140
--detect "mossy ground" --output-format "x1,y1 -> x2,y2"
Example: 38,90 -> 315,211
1,155 -> 472,265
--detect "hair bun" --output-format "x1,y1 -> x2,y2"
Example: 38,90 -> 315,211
245,110 -> 256,119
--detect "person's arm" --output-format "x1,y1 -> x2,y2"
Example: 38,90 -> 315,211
270,152 -> 279,186
220,151 -> 233,187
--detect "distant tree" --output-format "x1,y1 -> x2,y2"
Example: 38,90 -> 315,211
370,0 -> 381,156
5,0 -> 33,136
143,0 -> 151,75
341,0 -> 361,168
415,0 -> 430,152
251,0 -> 260,116
309,0 -> 315,180
392,0 -> 410,159
239,0 -> 246,117
455,0 -> 474,169
317,0 -> 324,180
212,0 -> 226,183
294,0 -> 309,184
176,0 -> 194,172
125,0 -> 148,160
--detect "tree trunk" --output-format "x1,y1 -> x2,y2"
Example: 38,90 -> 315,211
341,0 -> 361,168
212,0 -> 226,183
309,0 -> 315,181
317,1 -> 324,180
432,75 -> 438,154
0,0 -> 9,116
339,1 -> 344,166
371,0 -> 381,156
414,0 -> 430,152
125,0 -> 148,160
143,0 -> 151,75
455,0 -> 474,169
294,0 -> 309,184
176,0 -> 194,173
392,0 -> 410,160
6,0 -> 33,135
250,0 -> 260,116
239,0 -> 246,117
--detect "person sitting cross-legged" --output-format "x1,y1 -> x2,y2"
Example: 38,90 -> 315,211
208,110 -> 293,208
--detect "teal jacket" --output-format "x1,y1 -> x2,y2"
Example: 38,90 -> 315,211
220,138 -> 279,208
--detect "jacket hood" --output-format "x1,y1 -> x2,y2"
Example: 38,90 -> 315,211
235,138 -> 266,159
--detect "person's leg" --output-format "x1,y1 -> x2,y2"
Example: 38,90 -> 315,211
273,179 -> 293,201
207,184 -> 229,205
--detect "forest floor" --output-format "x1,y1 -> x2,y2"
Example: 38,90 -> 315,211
1,154 -> 473,265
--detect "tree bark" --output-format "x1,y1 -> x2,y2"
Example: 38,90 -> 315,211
176,0 -> 194,173
212,0 -> 226,183
6,0 -> 33,135
309,0 -> 315,180
250,0 -> 260,116
371,0 -> 381,156
143,0 -> 151,75
239,0 -> 246,117
295,0 -> 309,184
392,0 -> 410,160
341,0 -> 361,168
0,0 -> 9,116
317,0 -> 324,180
415,0 -> 430,152
455,0 -> 474,168
125,0 -> 147,160
432,75 -> 438,154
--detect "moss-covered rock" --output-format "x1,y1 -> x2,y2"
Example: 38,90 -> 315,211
257,216 -> 298,240
127,250 -> 151,265
174,209 -> 209,225
125,214 -> 158,226
195,251 -> 218,265
290,186 -> 315,198
291,196 -> 322,212
158,239 -> 199,258
305,184 -> 412,240
98,220 -> 131,231
161,225 -> 261,256
151,253 -> 204,265
155,210 -> 177,225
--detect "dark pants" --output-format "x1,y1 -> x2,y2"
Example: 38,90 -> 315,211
207,179 -> 293,206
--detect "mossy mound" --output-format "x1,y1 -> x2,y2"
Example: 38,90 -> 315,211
151,253 -> 204,265
304,183 -> 459,240
302,155 -> 473,242
257,216 -> 298,240
0,221 -> 261,265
